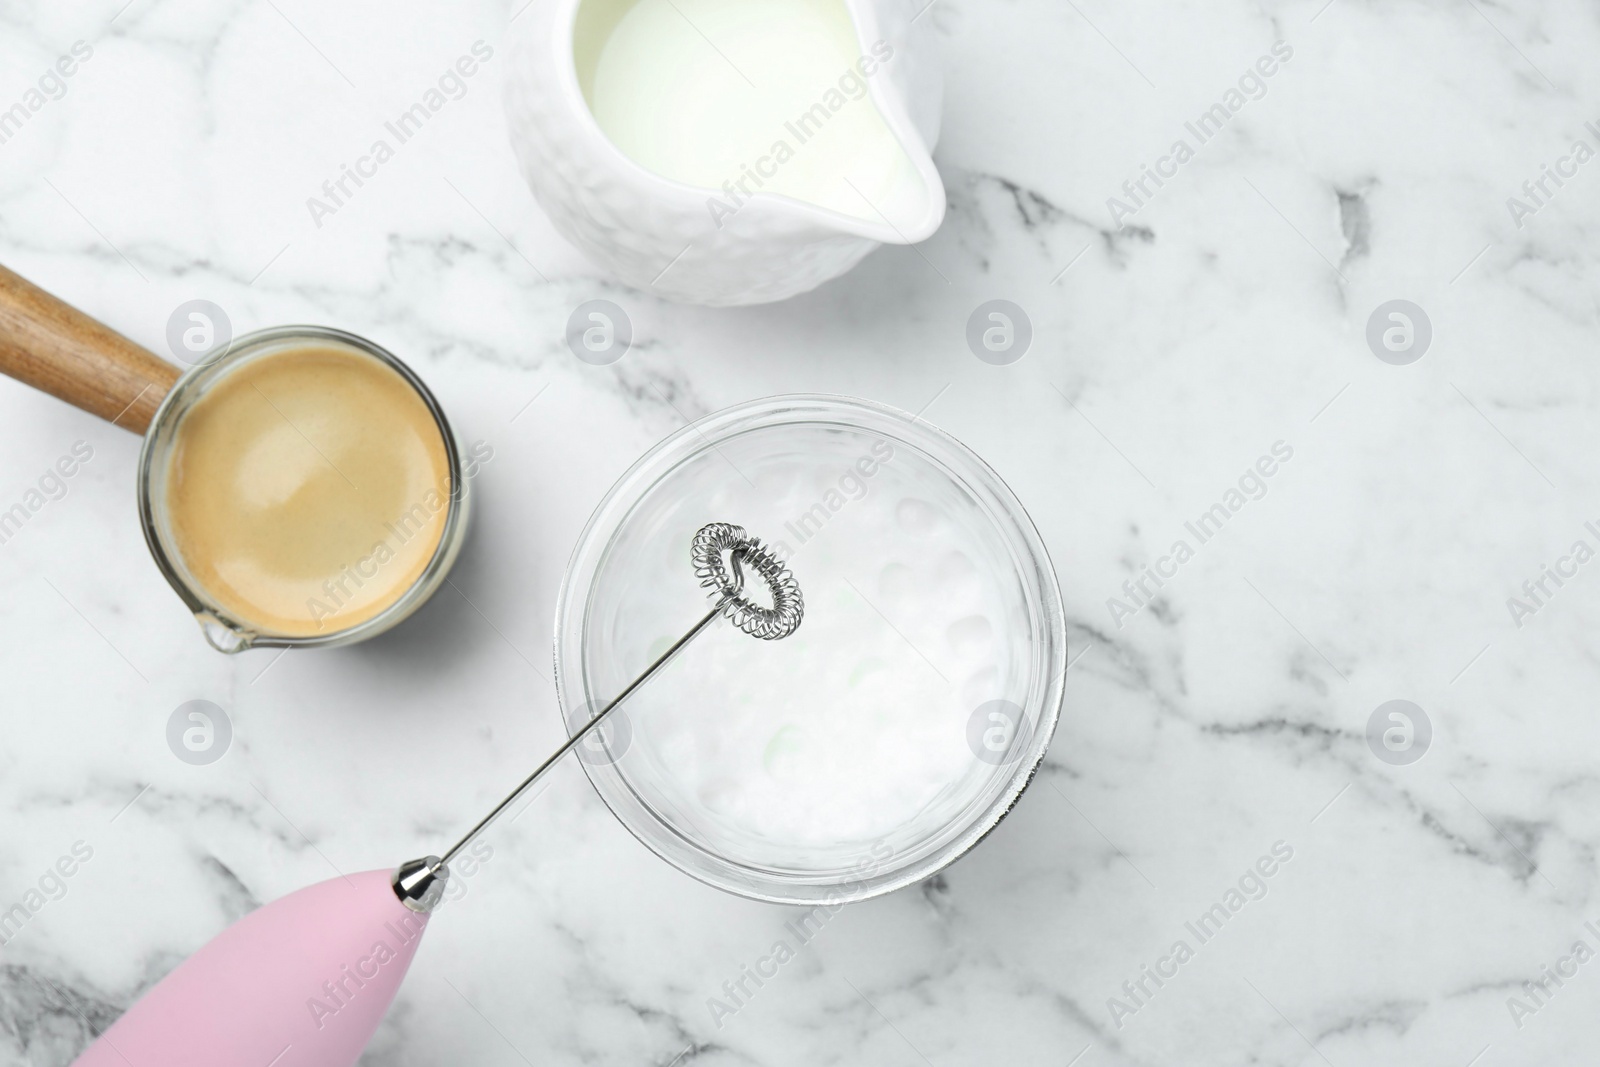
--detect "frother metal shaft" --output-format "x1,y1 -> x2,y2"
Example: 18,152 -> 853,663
434,598 -> 726,872
395,524 -> 803,913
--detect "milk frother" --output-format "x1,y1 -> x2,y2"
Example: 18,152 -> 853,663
69,523 -> 803,1067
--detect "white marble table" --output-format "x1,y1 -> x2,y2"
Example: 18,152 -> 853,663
2,0 -> 1598,1064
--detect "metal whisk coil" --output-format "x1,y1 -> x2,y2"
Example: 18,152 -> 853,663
692,522 -> 804,640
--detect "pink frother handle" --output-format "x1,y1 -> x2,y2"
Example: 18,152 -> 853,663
72,869 -> 428,1067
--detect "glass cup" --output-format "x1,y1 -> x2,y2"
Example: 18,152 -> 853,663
555,394 -> 1066,904
137,326 -> 472,652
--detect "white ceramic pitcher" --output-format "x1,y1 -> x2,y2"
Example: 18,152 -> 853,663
503,0 -> 945,306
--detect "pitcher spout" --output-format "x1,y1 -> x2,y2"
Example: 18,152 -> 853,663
823,0 -> 946,244
832,89 -> 944,244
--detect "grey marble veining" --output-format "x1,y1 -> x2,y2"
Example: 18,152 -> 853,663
1,0 -> 1599,1064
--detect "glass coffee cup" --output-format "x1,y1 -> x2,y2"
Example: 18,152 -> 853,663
0,265 -> 470,652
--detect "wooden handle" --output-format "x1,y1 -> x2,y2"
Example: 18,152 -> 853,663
0,263 -> 180,435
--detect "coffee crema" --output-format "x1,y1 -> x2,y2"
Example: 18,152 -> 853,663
162,344 -> 451,637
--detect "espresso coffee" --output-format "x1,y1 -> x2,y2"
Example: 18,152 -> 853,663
163,344 -> 450,637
